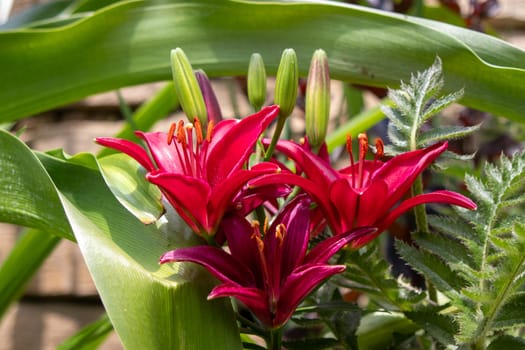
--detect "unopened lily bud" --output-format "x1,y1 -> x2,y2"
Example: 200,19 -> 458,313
305,49 -> 330,149
274,48 -> 298,119
247,53 -> 267,111
170,48 -> 207,127
195,69 -> 222,124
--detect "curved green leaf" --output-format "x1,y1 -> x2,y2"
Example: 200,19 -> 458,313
0,129 -> 72,239
37,151 -> 242,350
98,153 -> 164,224
0,0 -> 524,123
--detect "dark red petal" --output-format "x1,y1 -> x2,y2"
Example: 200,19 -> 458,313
264,139 -> 339,185
95,137 -> 155,171
328,178 -> 360,234
250,173 -> 340,233
147,172 -> 211,232
209,284 -> 272,327
135,131 -> 184,174
220,214 -> 261,279
365,142 -> 448,215
304,226 -> 377,264
275,264 -> 346,327
372,190 -> 477,236
205,105 -> 280,185
208,163 -> 282,227
160,246 -> 255,285
265,195 -> 311,284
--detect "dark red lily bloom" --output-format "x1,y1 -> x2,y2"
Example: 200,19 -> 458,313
96,105 -> 281,238
160,196 -> 376,329
253,135 -> 477,247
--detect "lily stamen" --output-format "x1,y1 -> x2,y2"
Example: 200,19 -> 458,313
374,138 -> 384,162
357,133 -> 368,188
167,122 -> 177,145
346,135 -> 356,188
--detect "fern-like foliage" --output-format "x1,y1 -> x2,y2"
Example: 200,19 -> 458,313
336,240 -> 426,312
396,150 -> 525,348
381,57 -> 479,156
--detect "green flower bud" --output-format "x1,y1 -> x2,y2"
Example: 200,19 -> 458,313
170,48 -> 207,127
274,48 -> 298,119
305,49 -> 330,149
247,53 -> 267,111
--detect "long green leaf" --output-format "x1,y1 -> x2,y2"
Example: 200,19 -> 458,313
56,314 -> 114,350
0,228 -> 61,318
0,129 -> 72,239
37,150 -> 243,350
0,0 -> 524,123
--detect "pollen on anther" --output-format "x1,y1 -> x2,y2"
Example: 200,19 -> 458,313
206,120 -> 215,142
194,118 -> 203,144
358,133 -> 368,160
375,138 -> 384,159
167,122 -> 177,145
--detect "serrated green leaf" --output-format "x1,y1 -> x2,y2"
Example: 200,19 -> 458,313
418,123 -> 481,146
420,89 -> 464,123
465,174 -> 494,206
395,240 -> 465,295
405,308 -> 457,345
492,292 -> 525,330
98,153 -> 164,224
412,231 -> 476,270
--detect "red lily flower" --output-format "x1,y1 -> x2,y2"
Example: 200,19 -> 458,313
160,195 -> 376,329
96,105 -> 281,238
253,135 -> 476,247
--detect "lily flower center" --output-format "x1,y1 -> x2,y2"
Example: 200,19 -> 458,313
166,118 -> 214,179
250,220 -> 288,318
346,133 -> 384,190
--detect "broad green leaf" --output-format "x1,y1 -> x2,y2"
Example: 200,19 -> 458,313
488,335 -> 525,350
0,129 -> 72,239
356,312 -> 419,350
0,0 -> 524,123
0,228 -> 61,319
98,153 -> 164,224
492,292 -> 525,330
56,314 -> 114,350
37,151 -> 242,350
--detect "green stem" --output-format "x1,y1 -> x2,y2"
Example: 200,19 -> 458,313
410,175 -> 428,233
264,117 -> 286,161
410,173 -> 438,303
267,327 -> 283,350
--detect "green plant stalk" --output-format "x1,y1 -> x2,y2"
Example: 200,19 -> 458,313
264,117 -> 286,161
268,327 -> 282,350
0,228 -> 61,319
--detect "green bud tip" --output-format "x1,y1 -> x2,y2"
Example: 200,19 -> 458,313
305,49 -> 330,149
170,48 -> 208,127
274,48 -> 298,119
247,53 -> 267,111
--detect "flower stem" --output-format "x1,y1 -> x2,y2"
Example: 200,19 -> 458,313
264,117 -> 286,161
267,327 -> 283,350
410,175 -> 438,303
410,175 -> 428,233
